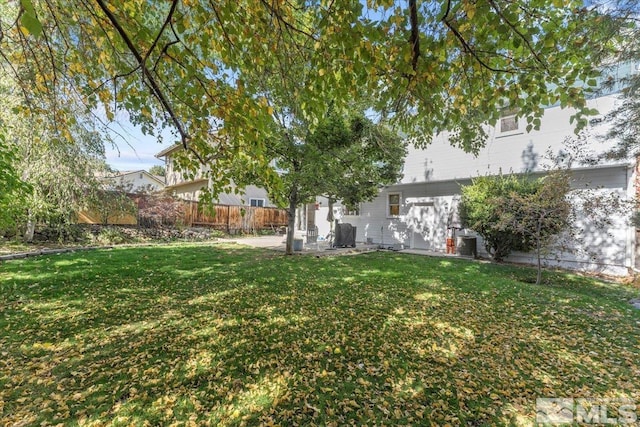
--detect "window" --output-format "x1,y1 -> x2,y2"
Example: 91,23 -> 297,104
500,115 -> 518,133
250,198 -> 265,207
388,193 -> 401,217
498,106 -> 520,134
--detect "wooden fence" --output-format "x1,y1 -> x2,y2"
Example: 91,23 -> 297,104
182,200 -> 288,233
79,194 -> 289,233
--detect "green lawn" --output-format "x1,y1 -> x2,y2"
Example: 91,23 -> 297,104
1,244 -> 639,426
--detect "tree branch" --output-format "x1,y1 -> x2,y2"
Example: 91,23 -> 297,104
487,0 -> 548,72
441,0 -> 515,74
94,0 -> 207,164
142,0 -> 179,68
408,0 -> 420,73
259,0 -> 318,41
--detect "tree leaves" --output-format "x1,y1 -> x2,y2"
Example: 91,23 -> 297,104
0,0 -> 621,202
18,0 -> 42,38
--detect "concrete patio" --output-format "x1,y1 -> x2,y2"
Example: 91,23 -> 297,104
223,234 -> 476,260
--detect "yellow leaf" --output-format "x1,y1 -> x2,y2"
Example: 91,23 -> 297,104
465,4 -> 475,19
318,69 -> 326,76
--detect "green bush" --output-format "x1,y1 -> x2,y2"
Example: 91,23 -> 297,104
459,173 -> 539,261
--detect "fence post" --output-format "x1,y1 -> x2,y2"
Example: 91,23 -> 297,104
227,205 -> 231,234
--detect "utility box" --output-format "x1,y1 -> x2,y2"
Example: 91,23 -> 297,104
457,236 -> 477,258
334,222 -> 356,248
293,238 -> 304,251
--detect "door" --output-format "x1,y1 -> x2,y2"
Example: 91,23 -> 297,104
408,204 -> 435,250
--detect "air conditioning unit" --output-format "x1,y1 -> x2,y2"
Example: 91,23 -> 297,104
334,222 -> 356,248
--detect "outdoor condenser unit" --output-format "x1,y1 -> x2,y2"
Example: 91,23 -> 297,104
334,221 -> 356,248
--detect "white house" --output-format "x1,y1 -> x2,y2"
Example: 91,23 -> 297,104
330,89 -> 636,276
155,144 -> 274,207
101,170 -> 165,193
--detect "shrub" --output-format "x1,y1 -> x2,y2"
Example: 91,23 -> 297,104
496,171 -> 572,284
137,195 -> 185,228
459,173 -> 539,261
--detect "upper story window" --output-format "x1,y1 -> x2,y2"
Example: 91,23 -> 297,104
498,107 -> 521,135
250,198 -> 265,207
388,193 -> 401,217
500,115 -> 518,132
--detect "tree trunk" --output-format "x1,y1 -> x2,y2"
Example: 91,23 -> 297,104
285,190 -> 298,255
535,221 -> 542,285
24,210 -> 35,242
327,196 -> 335,230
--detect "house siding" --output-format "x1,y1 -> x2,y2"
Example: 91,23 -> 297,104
167,180 -> 208,202
112,172 -> 164,193
159,147 -> 275,207
338,92 -> 635,276
346,165 -> 633,276
402,95 -> 621,184
100,170 -> 165,194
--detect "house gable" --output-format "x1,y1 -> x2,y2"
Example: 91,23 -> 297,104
103,170 -> 165,193
155,145 -> 274,207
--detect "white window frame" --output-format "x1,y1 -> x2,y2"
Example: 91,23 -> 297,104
249,198 -> 265,207
500,115 -> 519,133
387,192 -> 402,218
497,107 -> 523,137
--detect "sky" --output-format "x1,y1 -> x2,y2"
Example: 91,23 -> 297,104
104,116 -> 175,172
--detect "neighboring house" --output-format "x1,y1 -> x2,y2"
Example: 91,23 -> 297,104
101,170 -> 165,193
155,144 -> 274,207
325,86 -> 636,276
79,170 -> 164,225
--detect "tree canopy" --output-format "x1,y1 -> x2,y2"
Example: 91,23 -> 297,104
0,132 -> 30,231
598,1 -> 640,160
272,109 -> 406,253
148,165 -> 166,177
0,0 -> 620,201
0,65 -> 110,240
